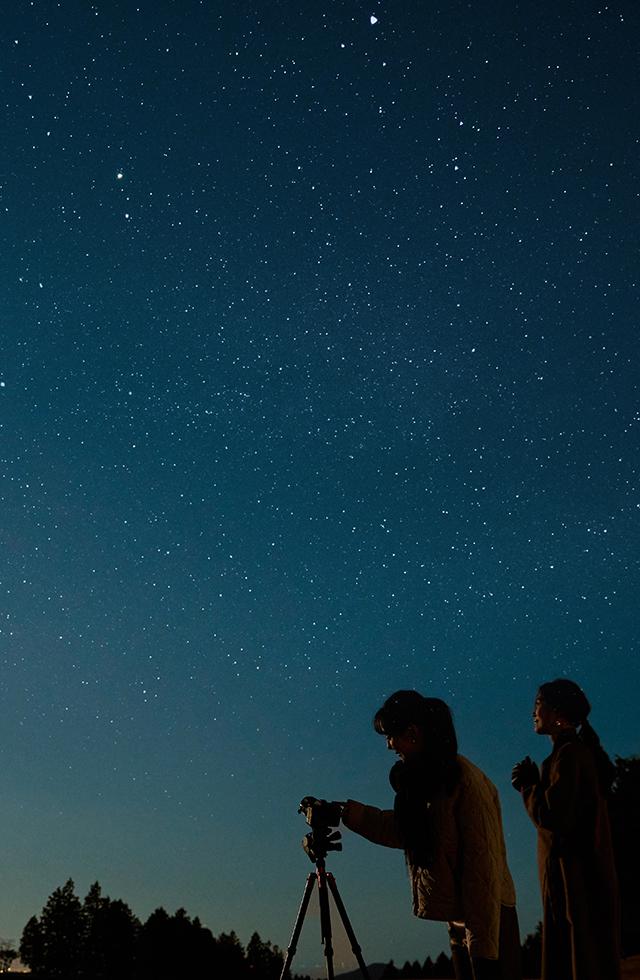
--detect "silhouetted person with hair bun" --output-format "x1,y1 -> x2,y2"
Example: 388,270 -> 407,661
512,679 -> 620,980
342,690 -> 522,980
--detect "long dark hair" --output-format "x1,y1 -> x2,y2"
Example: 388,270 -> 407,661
373,691 -> 460,867
538,678 -> 615,793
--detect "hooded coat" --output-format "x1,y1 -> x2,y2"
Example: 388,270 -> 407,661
520,731 -> 620,980
342,755 -> 516,960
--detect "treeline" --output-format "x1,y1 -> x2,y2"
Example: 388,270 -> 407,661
18,880 -> 290,979
380,923 -> 542,978
380,951 -> 457,978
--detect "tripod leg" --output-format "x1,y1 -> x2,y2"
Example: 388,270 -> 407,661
326,873 -> 371,980
279,873 -> 316,980
317,865 -> 336,980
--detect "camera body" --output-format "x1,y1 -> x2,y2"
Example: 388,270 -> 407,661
299,796 -> 343,831
298,797 -> 343,862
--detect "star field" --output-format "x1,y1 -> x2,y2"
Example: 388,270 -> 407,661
1,0 -> 638,971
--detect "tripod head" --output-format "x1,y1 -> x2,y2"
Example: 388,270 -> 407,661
298,796 -> 343,864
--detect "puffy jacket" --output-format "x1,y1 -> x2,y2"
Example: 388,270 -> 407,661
342,755 -> 516,959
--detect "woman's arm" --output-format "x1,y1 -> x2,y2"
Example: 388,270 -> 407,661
341,800 -> 403,849
522,742 -> 580,834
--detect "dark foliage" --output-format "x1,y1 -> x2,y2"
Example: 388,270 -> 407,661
381,951 -> 454,978
421,957 -> 435,978
19,880 -> 285,980
247,931 -> 288,980
0,940 -> 18,973
432,951 -> 455,978
136,906 -> 221,979
24,880 -> 86,979
83,882 -> 140,980
520,921 -> 542,978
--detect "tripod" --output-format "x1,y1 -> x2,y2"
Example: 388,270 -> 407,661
279,828 -> 370,980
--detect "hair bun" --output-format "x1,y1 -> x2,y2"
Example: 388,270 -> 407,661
539,679 -> 591,725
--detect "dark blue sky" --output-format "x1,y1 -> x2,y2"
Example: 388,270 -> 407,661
1,0 -> 638,971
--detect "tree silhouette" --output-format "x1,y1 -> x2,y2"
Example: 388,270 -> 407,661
19,916 -> 44,974
246,931 -> 285,979
520,921 -> 542,978
31,878 -> 86,978
137,906 -> 227,979
0,940 -> 17,973
421,955 -> 435,978
216,929 -> 249,979
183,915 -> 218,977
83,882 -> 140,980
381,960 -> 399,978
18,880 -> 304,979
20,881 -> 145,979
433,950 -> 455,978
138,908 -> 187,980
137,907 -> 173,979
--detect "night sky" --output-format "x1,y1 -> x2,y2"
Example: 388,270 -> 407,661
1,0 -> 638,972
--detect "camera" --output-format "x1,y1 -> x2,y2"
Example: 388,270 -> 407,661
298,796 -> 343,830
298,797 -> 343,863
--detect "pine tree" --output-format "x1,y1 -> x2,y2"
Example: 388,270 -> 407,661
216,929 -> 248,979
520,921 -> 542,978
19,917 -> 44,975
422,955 -> 435,978
246,931 -> 285,979
38,879 -> 86,978
433,950 -> 455,978
83,882 -> 139,979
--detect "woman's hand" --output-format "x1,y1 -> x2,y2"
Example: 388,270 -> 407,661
511,756 -> 539,791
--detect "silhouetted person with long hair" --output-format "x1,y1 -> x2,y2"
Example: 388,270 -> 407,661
342,691 -> 522,980
512,679 -> 620,980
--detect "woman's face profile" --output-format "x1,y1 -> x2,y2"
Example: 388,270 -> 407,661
384,723 -> 424,761
533,694 -> 561,735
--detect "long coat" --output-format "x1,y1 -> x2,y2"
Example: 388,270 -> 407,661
343,755 -> 516,960
521,732 -> 620,980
